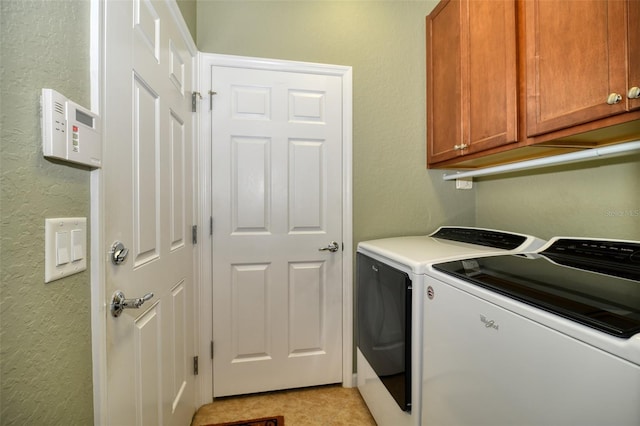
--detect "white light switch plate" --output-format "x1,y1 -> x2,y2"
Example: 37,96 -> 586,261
45,217 -> 87,283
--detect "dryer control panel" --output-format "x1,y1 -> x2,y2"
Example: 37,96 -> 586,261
41,88 -> 101,168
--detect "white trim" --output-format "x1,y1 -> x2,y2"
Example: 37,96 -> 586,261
196,51 -> 215,405
90,0 -> 102,114
442,140 -> 640,181
90,164 -> 107,426
165,0 -> 198,57
205,53 -> 353,77
90,0 -> 107,424
190,53 -> 203,410
197,53 -> 354,403
341,66 -> 354,388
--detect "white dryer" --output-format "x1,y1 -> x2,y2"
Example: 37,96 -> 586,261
356,226 -> 546,426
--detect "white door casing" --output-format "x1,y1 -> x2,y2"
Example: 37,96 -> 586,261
100,0 -> 198,424
197,54 -> 353,400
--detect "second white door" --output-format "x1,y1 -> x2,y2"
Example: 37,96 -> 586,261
210,65 -> 344,396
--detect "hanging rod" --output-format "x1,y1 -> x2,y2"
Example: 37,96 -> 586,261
442,140 -> 640,181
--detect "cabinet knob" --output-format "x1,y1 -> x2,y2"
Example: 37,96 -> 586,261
607,93 -> 622,105
628,87 -> 640,100
453,144 -> 468,151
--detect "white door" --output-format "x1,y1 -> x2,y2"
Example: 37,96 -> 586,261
210,65 -> 344,396
103,0 -> 196,424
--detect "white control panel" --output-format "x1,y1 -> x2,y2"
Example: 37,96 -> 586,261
41,88 -> 101,168
44,217 -> 87,283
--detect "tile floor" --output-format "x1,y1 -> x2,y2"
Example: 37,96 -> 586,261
191,384 -> 376,426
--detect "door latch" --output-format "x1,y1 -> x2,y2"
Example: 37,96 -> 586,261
110,241 -> 129,265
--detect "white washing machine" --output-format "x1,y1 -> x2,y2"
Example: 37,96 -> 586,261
423,237 -> 640,426
356,226 -> 546,426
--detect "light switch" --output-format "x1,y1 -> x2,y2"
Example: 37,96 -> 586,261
45,217 -> 87,283
55,231 -> 70,265
71,229 -> 84,262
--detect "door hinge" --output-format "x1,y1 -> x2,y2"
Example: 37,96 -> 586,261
193,356 -> 199,375
208,90 -> 217,111
191,91 -> 202,112
192,225 -> 198,245
210,340 -> 214,359
209,216 -> 213,236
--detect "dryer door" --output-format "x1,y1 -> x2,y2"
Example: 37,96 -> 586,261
357,253 -> 412,411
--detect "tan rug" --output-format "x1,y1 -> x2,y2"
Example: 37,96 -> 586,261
205,416 -> 284,426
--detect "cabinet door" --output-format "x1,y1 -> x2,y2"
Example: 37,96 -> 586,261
525,0 -> 627,137
427,0 -> 517,166
466,0 -> 518,154
628,0 -> 640,111
427,0 -> 463,165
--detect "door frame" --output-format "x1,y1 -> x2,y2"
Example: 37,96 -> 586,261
197,53 -> 354,405
89,1 -> 201,423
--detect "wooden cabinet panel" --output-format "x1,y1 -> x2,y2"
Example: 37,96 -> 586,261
525,0 -> 628,136
467,0 -> 518,153
427,0 -> 463,164
628,0 -> 640,111
427,0 -> 517,166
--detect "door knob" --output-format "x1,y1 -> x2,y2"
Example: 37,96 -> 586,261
110,291 -> 154,317
319,241 -> 340,253
110,241 -> 129,265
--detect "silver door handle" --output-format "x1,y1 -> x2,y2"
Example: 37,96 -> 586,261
110,291 -> 154,318
318,241 -> 340,253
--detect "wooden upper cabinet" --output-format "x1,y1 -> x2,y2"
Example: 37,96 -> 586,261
524,0 -> 630,136
426,0 -> 640,169
426,0 -> 518,166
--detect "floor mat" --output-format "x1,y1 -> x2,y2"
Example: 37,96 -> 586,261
204,416 -> 284,426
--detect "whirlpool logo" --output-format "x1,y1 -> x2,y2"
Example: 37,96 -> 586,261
480,314 -> 499,331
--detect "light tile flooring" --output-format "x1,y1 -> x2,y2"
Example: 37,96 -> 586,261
191,384 -> 377,426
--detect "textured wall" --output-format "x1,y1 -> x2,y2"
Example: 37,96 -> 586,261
177,0 -> 197,41
476,153 -> 640,241
196,0 -> 476,247
0,1 -> 94,424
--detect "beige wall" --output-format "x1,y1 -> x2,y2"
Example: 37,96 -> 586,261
197,0 -> 477,247
0,0 -> 94,424
177,0 -> 198,40
476,153 -> 640,241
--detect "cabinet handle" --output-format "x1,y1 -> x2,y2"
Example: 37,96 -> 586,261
453,144 -> 468,151
628,87 -> 640,100
607,93 -> 623,105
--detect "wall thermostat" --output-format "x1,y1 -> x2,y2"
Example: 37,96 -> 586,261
41,88 -> 101,168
